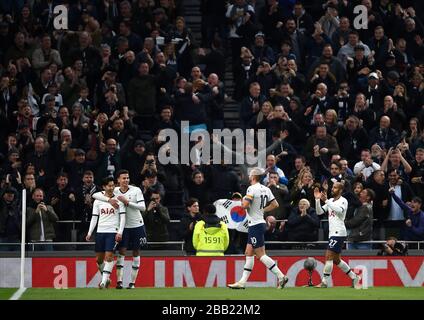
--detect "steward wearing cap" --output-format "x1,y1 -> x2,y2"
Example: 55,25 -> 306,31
193,204 -> 229,256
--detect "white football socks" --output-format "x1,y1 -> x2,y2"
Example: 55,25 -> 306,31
101,261 -> 113,285
116,255 -> 125,282
322,260 -> 334,284
97,262 -> 104,275
260,255 -> 284,280
337,260 -> 356,279
130,256 -> 140,284
239,256 -> 254,284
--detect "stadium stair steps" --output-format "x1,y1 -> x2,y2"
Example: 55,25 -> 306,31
183,0 -> 240,130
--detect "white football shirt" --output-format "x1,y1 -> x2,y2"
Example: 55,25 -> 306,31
244,182 -> 275,226
115,186 -> 145,228
92,199 -> 126,233
321,196 -> 348,237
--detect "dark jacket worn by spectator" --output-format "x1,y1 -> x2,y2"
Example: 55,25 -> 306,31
26,200 -> 58,242
268,183 -> 291,220
0,188 -> 21,243
128,72 -> 163,117
286,207 -> 320,241
179,211 -> 202,255
345,203 -> 373,242
369,126 -> 400,150
142,199 -> 170,242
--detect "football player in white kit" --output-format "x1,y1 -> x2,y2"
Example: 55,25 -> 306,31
86,177 -> 126,289
314,182 -> 362,289
93,170 -> 146,289
228,168 -> 289,289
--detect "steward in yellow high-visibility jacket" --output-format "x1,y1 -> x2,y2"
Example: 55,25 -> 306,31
193,204 -> 229,256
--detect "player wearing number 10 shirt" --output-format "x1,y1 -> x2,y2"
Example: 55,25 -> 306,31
314,182 -> 362,289
228,168 -> 289,290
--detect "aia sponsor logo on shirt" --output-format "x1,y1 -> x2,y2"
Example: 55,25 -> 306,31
101,208 -> 115,215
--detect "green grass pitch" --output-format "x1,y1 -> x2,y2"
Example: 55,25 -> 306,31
2,287 -> 424,300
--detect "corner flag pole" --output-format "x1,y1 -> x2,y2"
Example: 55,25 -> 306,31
20,189 -> 26,289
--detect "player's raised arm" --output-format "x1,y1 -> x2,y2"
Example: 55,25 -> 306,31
314,187 -> 326,215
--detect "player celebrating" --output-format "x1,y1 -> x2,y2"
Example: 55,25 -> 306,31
93,170 -> 146,289
86,177 -> 126,289
228,167 -> 289,289
314,182 -> 362,289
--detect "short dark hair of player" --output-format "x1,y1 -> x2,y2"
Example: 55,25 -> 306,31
364,188 -> 375,201
102,176 -> 115,187
203,204 -> 216,215
116,169 -> 129,178
186,198 -> 199,208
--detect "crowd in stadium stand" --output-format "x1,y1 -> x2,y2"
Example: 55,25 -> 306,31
1,0 -> 424,253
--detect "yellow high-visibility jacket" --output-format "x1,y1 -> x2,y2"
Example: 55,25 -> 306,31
192,220 -> 229,256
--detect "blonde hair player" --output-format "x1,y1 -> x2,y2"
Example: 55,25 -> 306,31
228,167 -> 289,289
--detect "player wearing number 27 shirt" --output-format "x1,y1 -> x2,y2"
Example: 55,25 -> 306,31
228,168 -> 289,290
314,182 -> 362,289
